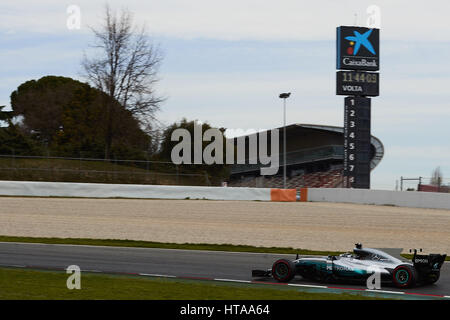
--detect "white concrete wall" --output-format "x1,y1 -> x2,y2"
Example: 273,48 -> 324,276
0,181 -> 271,201
307,188 -> 450,210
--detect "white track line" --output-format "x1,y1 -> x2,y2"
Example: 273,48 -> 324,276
214,278 -> 252,283
139,273 -> 176,278
287,283 -> 328,289
365,289 -> 405,295
0,263 -> 26,268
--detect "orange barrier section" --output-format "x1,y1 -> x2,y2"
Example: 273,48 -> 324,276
299,188 -> 308,202
270,189 -> 297,202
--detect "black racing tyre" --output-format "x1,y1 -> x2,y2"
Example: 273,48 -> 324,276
272,259 -> 295,282
426,271 -> 440,284
392,265 -> 417,288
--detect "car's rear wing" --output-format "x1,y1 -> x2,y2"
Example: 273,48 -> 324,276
410,249 -> 446,272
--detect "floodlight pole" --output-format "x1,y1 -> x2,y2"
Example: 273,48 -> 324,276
283,98 -> 286,189
279,93 -> 291,189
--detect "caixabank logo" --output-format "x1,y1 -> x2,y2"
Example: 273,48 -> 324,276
337,26 -> 379,71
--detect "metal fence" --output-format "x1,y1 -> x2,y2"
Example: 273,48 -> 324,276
0,154 -> 211,186
398,175 -> 450,192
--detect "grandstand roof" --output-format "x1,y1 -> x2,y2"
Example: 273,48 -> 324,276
230,123 -> 384,171
291,124 -> 384,170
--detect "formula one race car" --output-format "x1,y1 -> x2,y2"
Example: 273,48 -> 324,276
252,244 -> 446,288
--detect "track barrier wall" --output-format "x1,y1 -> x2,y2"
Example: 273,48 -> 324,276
1,181 -> 449,209
270,188 -> 297,202
0,180 -> 272,201
299,188 -> 308,202
303,188 -> 450,210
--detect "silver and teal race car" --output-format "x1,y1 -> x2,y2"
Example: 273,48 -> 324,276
252,244 -> 446,288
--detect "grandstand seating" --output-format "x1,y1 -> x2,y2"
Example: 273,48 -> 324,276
229,168 -> 344,189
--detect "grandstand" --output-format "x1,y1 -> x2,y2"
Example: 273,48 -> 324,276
228,124 -> 384,189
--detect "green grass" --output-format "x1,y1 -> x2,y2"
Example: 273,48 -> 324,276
0,235 -> 343,256
0,267 -> 385,300
0,235 -> 447,261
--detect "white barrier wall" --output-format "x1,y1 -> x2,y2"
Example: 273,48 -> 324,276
307,188 -> 450,210
0,181 -> 271,201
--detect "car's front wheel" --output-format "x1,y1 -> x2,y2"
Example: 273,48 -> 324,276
272,259 -> 295,282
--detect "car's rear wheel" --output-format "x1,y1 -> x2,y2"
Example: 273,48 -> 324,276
392,265 -> 416,288
272,259 -> 295,282
425,271 -> 440,284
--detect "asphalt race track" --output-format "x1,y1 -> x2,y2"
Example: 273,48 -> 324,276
0,242 -> 449,298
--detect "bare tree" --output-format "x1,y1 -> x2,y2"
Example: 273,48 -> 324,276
430,166 -> 443,187
82,5 -> 164,158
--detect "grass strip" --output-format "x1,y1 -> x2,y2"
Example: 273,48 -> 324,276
0,235 -> 343,256
0,267 -> 386,300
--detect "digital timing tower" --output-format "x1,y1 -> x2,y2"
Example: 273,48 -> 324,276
336,26 -> 380,189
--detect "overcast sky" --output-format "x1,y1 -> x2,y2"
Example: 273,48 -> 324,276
1,0 -> 449,189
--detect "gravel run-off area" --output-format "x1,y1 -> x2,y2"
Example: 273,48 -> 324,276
1,197 -> 449,254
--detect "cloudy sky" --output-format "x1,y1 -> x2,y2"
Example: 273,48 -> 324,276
1,0 -> 449,189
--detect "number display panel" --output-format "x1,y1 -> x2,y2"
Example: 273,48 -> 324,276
343,97 -> 371,189
336,71 -> 379,96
